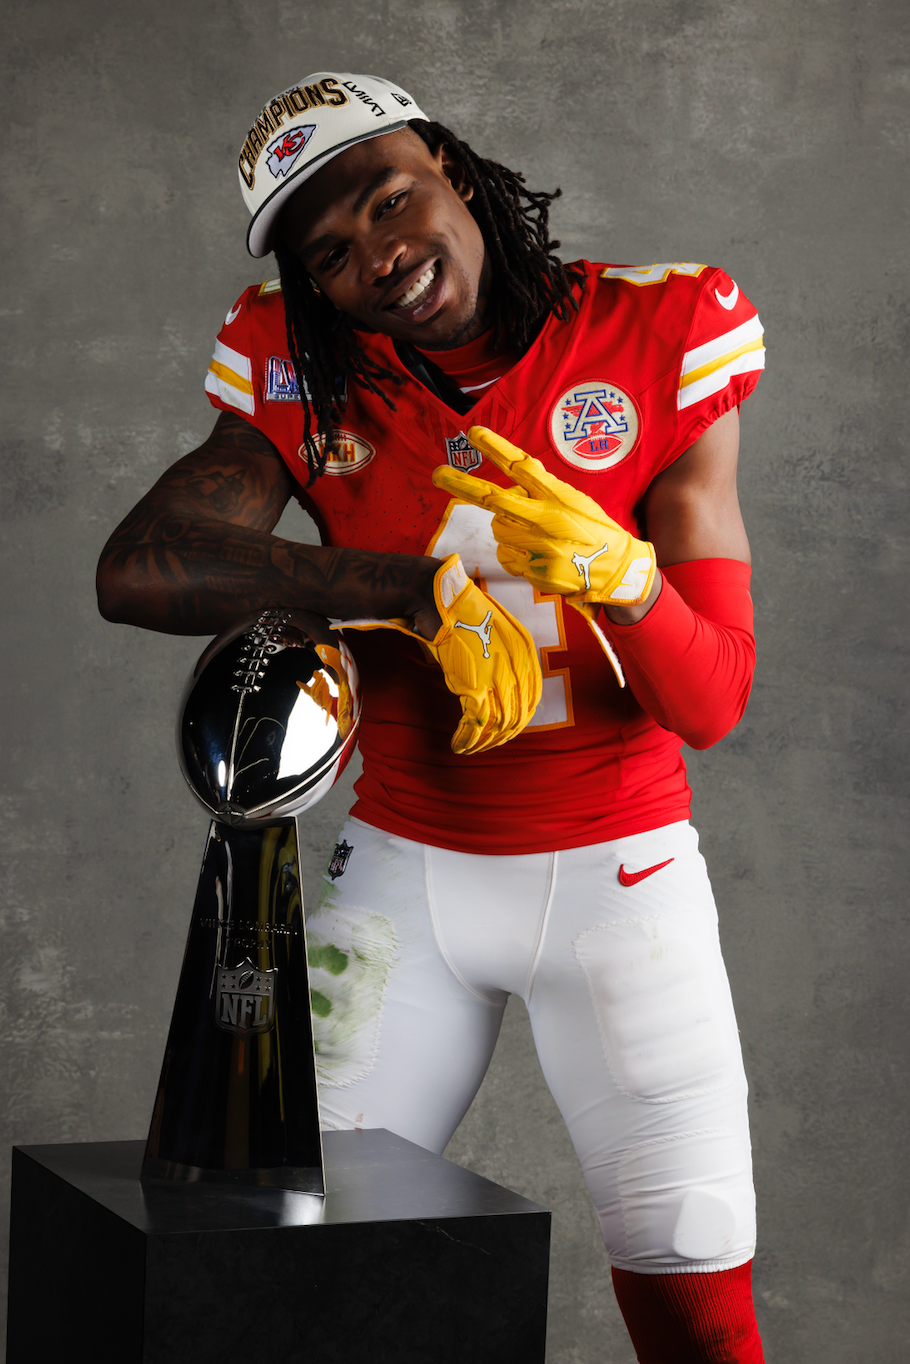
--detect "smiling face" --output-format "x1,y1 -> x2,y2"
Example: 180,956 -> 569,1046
277,129 -> 492,351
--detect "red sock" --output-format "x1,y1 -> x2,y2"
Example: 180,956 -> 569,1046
611,1261 -> 765,1363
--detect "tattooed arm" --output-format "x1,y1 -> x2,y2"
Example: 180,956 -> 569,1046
96,412 -> 441,636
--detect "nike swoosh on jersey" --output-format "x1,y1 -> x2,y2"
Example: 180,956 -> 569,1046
225,303 -> 242,325
714,282 -> 739,310
618,857 -> 675,886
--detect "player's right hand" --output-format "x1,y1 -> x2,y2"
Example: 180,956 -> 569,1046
336,554 -> 542,755
432,427 -> 656,606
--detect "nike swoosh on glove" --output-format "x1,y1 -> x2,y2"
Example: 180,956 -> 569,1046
335,553 -> 542,755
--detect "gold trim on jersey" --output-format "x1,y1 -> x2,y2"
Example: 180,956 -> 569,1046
600,263 -> 707,286
530,588 -> 575,733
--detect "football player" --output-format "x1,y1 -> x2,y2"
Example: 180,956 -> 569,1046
98,72 -> 766,1363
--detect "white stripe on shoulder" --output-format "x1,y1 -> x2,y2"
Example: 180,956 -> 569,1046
205,369 -> 255,416
682,314 -> 763,375
212,339 -> 252,379
677,347 -> 766,410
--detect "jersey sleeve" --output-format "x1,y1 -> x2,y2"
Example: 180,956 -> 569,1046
601,557 -> 756,750
203,285 -> 263,421
673,267 -> 765,454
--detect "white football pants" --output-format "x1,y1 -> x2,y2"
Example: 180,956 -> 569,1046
306,817 -> 756,1274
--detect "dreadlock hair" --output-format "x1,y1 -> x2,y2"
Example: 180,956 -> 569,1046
273,119 -> 584,485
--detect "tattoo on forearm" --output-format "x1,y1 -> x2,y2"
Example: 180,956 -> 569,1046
97,411 -> 437,635
218,538 -> 270,569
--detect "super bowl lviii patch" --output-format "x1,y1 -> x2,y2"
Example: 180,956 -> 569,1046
549,380 -> 641,473
267,356 -> 302,401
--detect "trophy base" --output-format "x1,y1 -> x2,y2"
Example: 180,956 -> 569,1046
139,1157 -> 325,1194
8,1129 -> 550,1364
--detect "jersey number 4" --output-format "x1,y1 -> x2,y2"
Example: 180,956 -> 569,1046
429,502 -> 574,731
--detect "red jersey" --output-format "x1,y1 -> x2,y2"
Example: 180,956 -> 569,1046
205,261 -> 764,854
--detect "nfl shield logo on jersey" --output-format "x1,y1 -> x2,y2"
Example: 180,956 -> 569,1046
549,380 -> 641,472
444,432 -> 482,471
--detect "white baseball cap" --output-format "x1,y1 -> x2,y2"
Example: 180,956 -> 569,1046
239,72 -> 429,257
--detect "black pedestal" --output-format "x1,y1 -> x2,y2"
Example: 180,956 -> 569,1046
7,1130 -> 550,1363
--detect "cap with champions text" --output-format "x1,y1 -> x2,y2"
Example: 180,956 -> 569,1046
239,72 -> 429,257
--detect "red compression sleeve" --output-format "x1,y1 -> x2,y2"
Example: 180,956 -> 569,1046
611,1262 -> 765,1363
602,559 -> 755,750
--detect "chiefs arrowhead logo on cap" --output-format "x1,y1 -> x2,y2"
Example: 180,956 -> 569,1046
265,124 -> 316,179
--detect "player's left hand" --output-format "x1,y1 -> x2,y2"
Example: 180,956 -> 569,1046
432,427 -> 656,607
335,554 -> 542,755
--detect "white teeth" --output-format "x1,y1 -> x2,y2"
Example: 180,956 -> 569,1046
393,264 -> 436,309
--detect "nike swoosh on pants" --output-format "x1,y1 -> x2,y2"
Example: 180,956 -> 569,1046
618,857 -> 675,886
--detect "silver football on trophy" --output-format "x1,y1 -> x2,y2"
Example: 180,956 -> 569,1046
178,609 -> 360,827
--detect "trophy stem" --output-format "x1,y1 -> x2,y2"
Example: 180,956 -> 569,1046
142,819 -> 324,1193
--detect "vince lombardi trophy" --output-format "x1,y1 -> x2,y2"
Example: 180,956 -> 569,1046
141,609 -> 360,1194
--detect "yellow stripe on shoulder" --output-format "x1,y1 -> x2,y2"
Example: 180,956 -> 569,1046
205,369 -> 256,416
259,278 -> 283,295
208,358 -> 254,396
601,263 -> 707,286
679,336 -> 765,391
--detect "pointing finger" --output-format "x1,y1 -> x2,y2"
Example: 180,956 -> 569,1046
466,426 -> 563,501
432,465 -> 537,522
431,465 -> 500,502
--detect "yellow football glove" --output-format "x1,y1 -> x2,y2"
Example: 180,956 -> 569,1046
335,554 -> 542,755
432,427 -> 657,608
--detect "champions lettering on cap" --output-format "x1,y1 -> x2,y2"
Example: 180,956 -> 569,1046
239,73 -> 429,258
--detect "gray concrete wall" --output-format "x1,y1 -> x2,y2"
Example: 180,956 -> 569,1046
2,1 -> 908,1359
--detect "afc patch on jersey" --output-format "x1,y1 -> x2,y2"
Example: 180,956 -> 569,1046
444,431 -> 482,471
266,356 -> 302,401
549,379 -> 641,473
